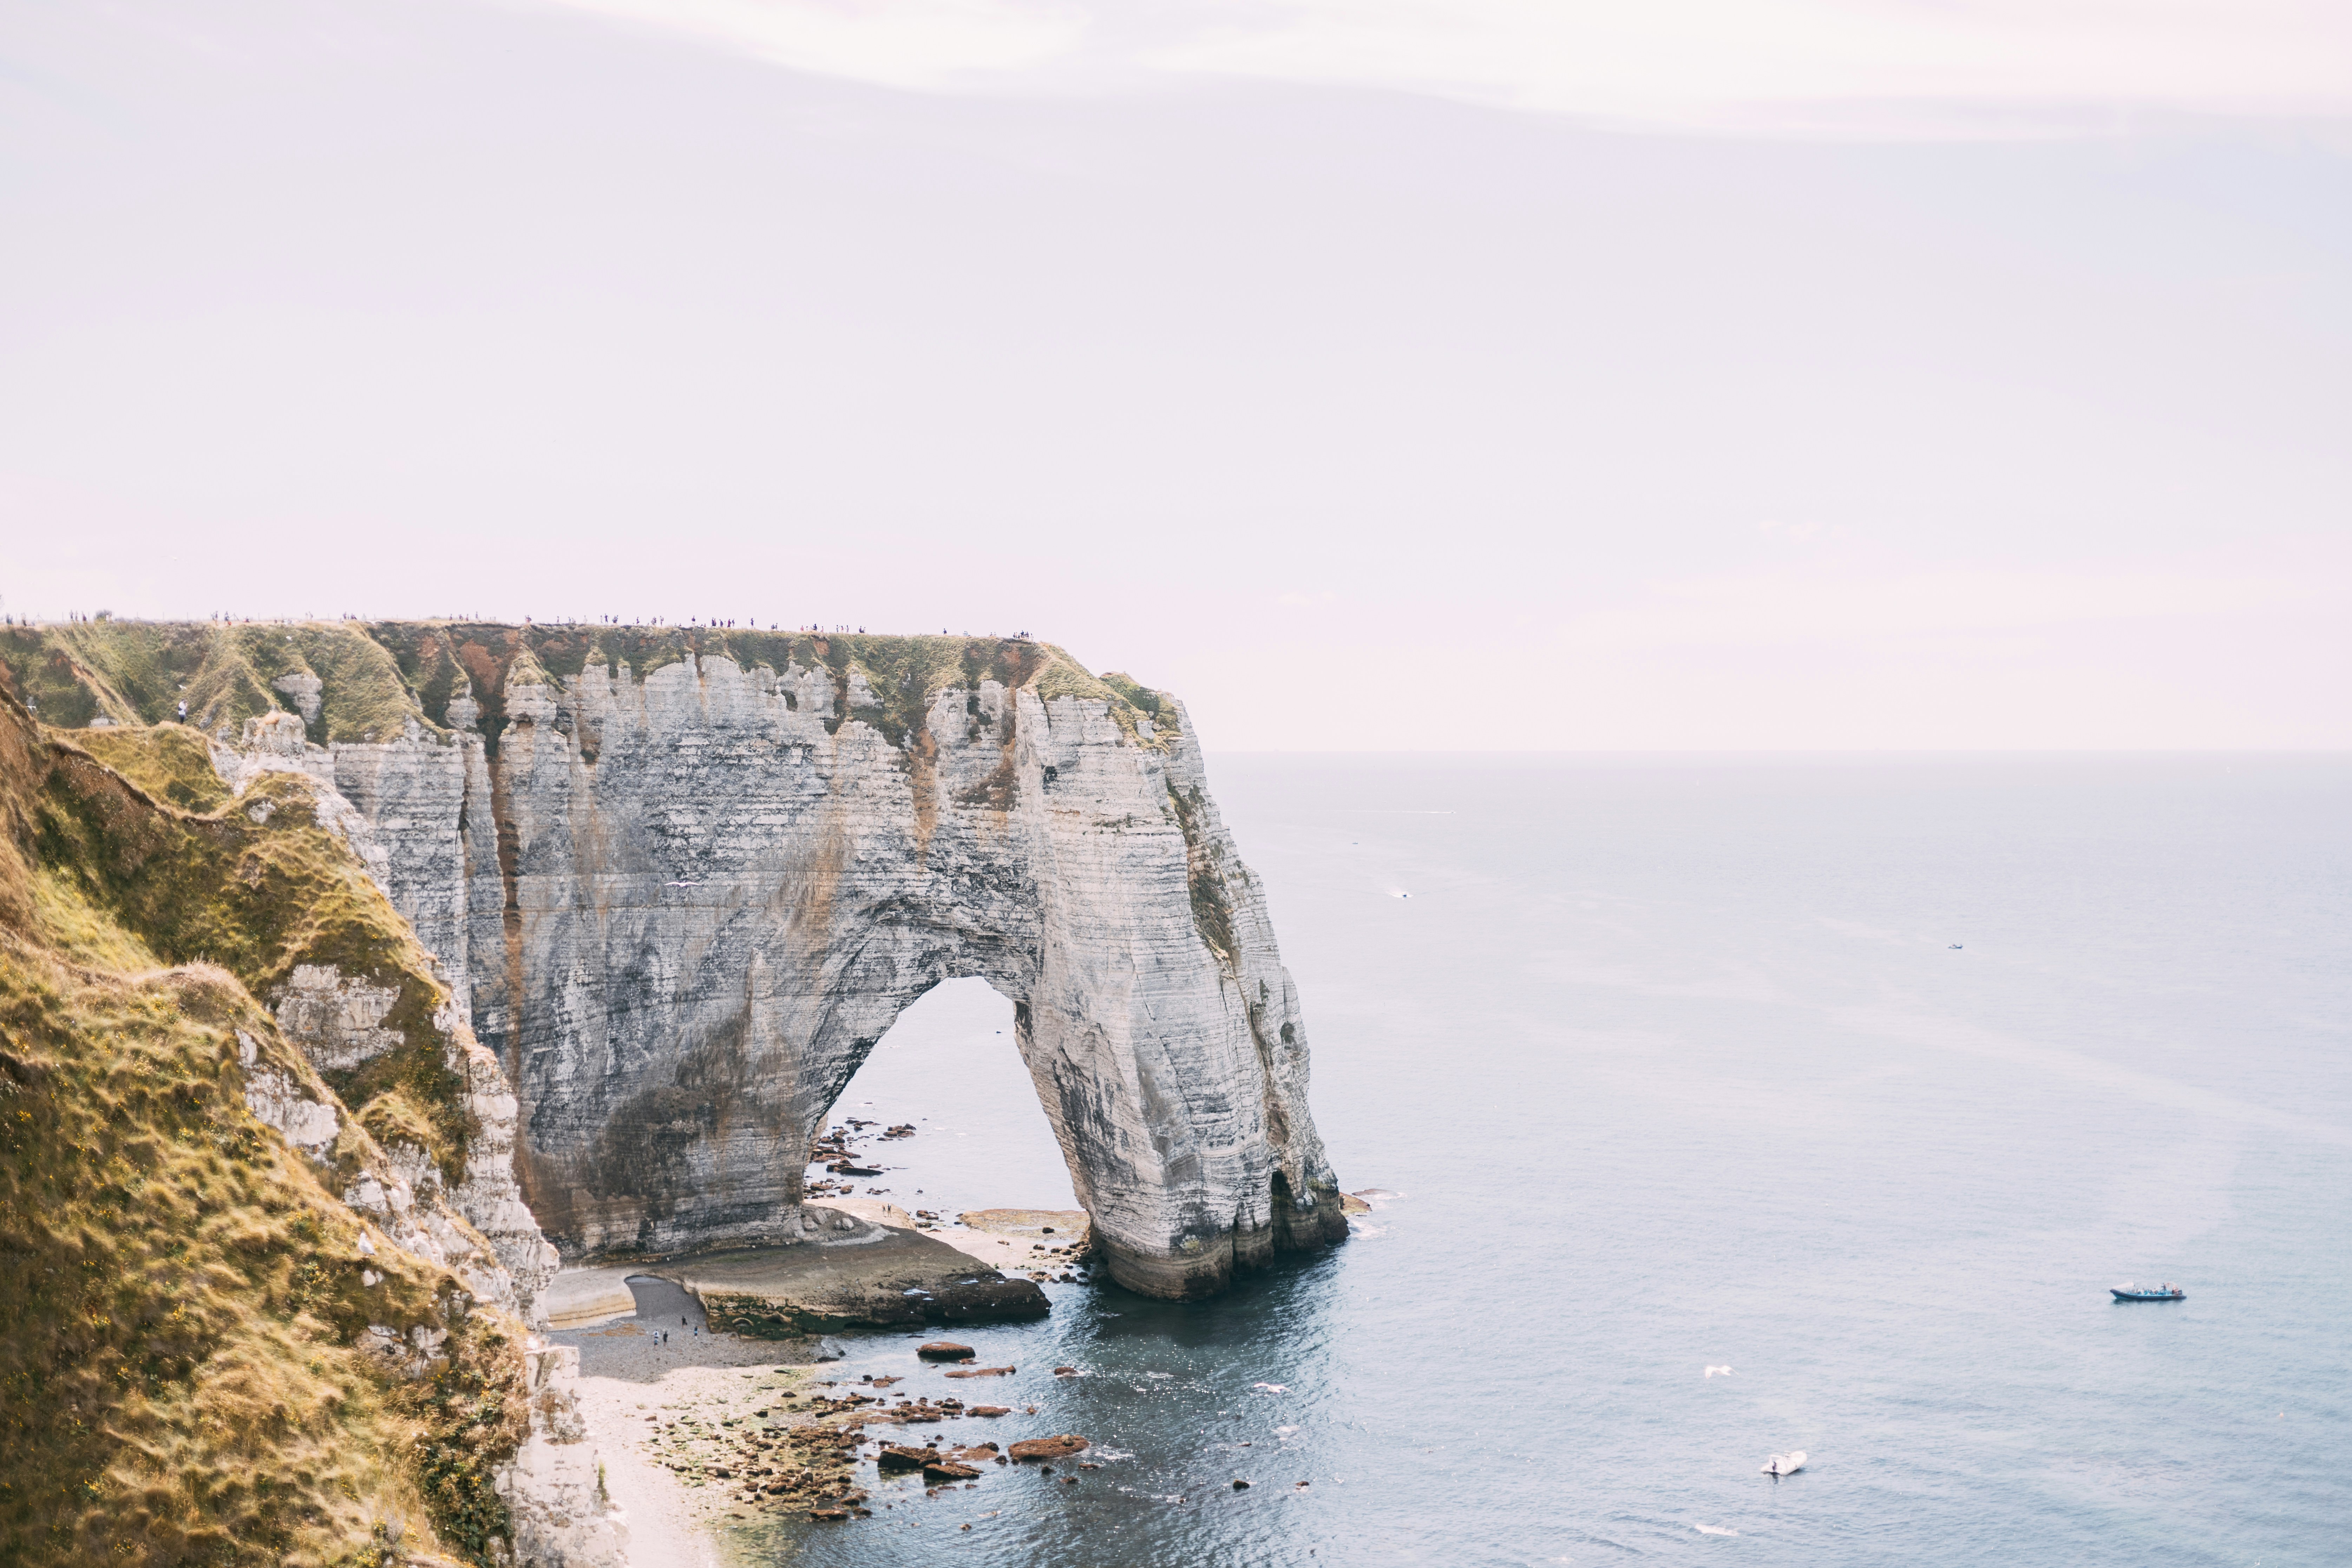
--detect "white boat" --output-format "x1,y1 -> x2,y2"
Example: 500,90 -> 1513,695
1761,1450 -> 1807,1476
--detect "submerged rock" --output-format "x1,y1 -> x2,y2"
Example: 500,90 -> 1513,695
1009,1435 -> 1091,1462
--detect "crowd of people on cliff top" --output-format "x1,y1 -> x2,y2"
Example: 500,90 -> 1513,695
18,611 -> 1036,641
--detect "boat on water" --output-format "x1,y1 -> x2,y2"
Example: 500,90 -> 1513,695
1761,1451 -> 1806,1477
2111,1282 -> 2185,1301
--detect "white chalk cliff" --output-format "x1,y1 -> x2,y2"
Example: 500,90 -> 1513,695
251,627 -> 1345,1299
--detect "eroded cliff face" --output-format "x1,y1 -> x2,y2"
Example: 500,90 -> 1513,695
2,624 -> 1348,1299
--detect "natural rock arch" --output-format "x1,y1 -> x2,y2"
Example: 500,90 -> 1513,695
89,625 -> 1351,1299
482,648 -> 1344,1298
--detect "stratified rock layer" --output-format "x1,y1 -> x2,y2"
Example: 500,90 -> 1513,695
2,624 -> 1349,1298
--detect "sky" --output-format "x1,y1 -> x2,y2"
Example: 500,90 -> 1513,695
1,0 -> 2346,749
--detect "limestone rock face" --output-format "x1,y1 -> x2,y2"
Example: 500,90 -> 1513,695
203,628 -> 1346,1298
272,964 -> 405,1071
499,1342 -> 629,1568
237,1052 -> 342,1157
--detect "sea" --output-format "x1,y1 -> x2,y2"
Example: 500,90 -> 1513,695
719,753 -> 2351,1567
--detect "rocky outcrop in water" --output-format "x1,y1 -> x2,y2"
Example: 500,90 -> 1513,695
2,623 -> 1349,1298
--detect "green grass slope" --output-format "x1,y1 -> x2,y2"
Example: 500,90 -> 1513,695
0,700 -> 530,1567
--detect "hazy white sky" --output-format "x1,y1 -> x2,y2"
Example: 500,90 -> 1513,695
2,0 -> 2346,748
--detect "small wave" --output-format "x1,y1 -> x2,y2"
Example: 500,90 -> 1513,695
1696,1524 -> 1738,1536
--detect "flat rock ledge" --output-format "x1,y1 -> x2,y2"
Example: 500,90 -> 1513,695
654,1206 -> 1050,1336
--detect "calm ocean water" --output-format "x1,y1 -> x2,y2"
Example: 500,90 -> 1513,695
725,754 -> 2351,1567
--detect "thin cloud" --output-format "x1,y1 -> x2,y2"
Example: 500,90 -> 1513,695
1146,0 -> 2352,131
528,0 -> 1087,88
508,0 -> 2352,132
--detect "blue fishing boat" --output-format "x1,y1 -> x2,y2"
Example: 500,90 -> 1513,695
2111,1282 -> 2184,1301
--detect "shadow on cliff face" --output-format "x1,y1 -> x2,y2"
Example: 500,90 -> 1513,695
550,979 -> 801,1257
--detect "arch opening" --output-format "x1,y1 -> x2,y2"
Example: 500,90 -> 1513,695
811,977 -> 1079,1221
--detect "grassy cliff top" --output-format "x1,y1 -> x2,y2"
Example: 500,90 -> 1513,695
0,701 -> 528,1566
0,622 -> 1181,753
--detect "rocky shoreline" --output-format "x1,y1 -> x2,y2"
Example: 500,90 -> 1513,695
540,1110 -> 1121,1557
555,1270 -> 1104,1555
547,1065 -> 1390,1561
553,1179 -> 1388,1560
